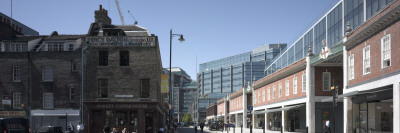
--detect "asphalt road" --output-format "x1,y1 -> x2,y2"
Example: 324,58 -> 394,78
175,126 -> 226,133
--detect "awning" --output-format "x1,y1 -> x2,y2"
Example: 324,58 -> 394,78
253,104 -> 305,114
321,88 -> 392,102
31,110 -> 80,116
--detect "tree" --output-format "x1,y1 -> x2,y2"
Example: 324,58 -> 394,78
182,113 -> 192,123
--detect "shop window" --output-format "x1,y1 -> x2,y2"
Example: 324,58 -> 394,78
140,79 -> 150,98
99,51 -> 108,66
381,34 -> 391,68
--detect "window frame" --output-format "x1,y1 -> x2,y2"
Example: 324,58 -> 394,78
302,74 -> 306,92
279,82 -> 282,98
363,45 -> 371,75
349,54 -> 355,80
119,51 -> 130,66
267,87 -> 270,101
99,51 -> 109,66
13,66 -> 21,82
13,93 -> 21,108
43,93 -> 54,109
322,72 -> 331,91
285,80 -> 289,96
258,91 -> 261,104
262,89 -> 265,102
293,76 -> 298,94
273,85 -> 276,99
140,79 -> 150,98
98,79 -> 108,98
42,66 -> 53,82
381,34 -> 391,69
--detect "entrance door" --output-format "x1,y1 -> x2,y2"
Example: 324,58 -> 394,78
92,111 -> 104,133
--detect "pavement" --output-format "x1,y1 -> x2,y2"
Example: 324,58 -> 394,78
172,126 -> 269,133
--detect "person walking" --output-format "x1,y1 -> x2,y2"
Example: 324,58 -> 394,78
76,122 -> 84,133
67,122 -> 74,133
199,122 -> 204,133
103,123 -> 110,133
194,122 -> 198,133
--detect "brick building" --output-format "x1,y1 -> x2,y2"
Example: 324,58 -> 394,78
83,5 -> 165,133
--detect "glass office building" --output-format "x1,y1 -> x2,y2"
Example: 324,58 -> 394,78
198,44 -> 286,98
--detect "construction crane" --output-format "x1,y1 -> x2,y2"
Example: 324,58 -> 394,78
128,10 -> 138,25
115,0 -> 125,25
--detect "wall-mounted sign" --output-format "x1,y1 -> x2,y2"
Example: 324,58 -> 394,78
161,74 -> 169,93
2,96 -> 11,105
86,36 -> 155,47
0,111 -> 26,117
96,104 -> 147,109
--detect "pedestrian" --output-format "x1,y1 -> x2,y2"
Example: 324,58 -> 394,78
174,122 -> 177,130
76,122 -> 84,133
193,122 -> 198,133
111,128 -> 117,133
67,122 -> 74,133
200,122 -> 204,133
122,128 -> 127,133
103,123 -> 110,133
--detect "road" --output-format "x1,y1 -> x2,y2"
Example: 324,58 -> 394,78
174,126 -> 243,133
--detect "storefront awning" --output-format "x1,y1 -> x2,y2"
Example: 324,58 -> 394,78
31,110 -> 80,116
253,104 -> 305,114
321,88 -> 392,102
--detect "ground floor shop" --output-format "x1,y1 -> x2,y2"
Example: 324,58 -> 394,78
84,102 -> 164,133
30,110 -> 80,131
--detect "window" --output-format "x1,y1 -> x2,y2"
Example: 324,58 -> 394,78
237,99 -> 238,108
69,44 -> 74,51
349,54 -> 354,80
273,85 -> 276,99
7,43 -> 25,52
43,93 -> 54,109
323,72 -> 331,91
98,79 -> 108,98
120,51 -> 129,66
71,62 -> 77,72
140,79 -> 150,98
69,87 -> 75,102
302,74 -> 306,92
267,87 -> 270,101
279,82 -> 282,98
381,34 -> 391,68
47,42 -> 64,51
363,45 -> 371,74
262,89 -> 265,102
13,66 -> 21,82
285,80 -> 289,96
13,93 -> 21,108
293,76 -> 297,94
42,66 -> 53,82
99,51 -> 108,66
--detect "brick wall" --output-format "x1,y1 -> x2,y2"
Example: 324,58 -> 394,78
314,66 -> 343,96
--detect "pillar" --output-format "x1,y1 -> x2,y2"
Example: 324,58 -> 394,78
137,109 -> 145,133
394,82 -> 400,133
343,97 -> 352,133
243,89 -> 248,128
306,48 -> 315,133
282,109 -> 286,132
235,113 -> 239,127
224,98 -> 228,124
264,109 -> 268,131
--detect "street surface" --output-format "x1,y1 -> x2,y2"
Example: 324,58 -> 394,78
174,126 -> 267,133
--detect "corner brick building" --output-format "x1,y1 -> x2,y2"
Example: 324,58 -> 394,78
83,5 -> 165,133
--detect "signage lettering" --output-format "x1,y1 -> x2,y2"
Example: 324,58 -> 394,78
0,111 -> 26,117
86,37 -> 155,47
96,104 -> 147,109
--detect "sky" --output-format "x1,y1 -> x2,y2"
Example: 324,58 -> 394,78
0,0 -> 340,79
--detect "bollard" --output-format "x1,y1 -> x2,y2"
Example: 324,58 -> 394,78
241,124 -> 243,133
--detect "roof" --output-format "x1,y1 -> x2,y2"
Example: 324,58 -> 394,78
44,34 -> 85,41
2,35 -> 45,42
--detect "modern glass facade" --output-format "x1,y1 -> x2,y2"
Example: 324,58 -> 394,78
198,44 -> 286,98
265,0 -> 395,77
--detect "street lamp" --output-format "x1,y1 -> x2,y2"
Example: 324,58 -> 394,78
169,29 -> 185,129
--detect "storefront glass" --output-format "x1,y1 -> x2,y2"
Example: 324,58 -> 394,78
352,100 -> 393,133
255,113 -> 265,129
106,110 -> 138,133
267,112 -> 282,131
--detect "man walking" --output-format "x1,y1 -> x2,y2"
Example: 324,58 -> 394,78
67,122 -> 74,133
76,122 -> 84,133
199,122 -> 204,133
194,122 -> 198,133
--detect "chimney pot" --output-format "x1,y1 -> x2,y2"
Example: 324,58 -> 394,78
99,5 -> 102,11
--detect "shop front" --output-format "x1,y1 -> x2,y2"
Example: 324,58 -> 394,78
350,89 -> 393,133
85,102 -> 163,133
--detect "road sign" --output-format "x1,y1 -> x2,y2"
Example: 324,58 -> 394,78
247,106 -> 253,111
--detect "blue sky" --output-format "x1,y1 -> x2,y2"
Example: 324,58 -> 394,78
0,0 -> 339,79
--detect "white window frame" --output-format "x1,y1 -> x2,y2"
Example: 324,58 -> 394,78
258,91 -> 261,103
381,34 -> 391,68
273,85 -> 276,99
47,42 -> 64,52
13,93 -> 21,108
302,74 -> 306,92
349,54 -> 354,80
293,76 -> 297,94
42,66 -> 53,82
279,82 -> 282,98
262,89 -> 265,102
285,80 -> 289,96
363,45 -> 371,75
267,87 -> 270,101
13,66 -> 21,82
237,99 -> 238,108
43,93 -> 54,109
322,72 -> 331,91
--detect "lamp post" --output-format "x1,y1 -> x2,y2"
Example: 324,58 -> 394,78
169,29 -> 185,130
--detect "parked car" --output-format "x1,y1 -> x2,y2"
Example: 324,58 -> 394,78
0,118 -> 30,133
35,126 -> 63,133
209,122 -> 221,131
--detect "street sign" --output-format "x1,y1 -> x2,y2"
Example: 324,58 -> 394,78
247,106 -> 253,111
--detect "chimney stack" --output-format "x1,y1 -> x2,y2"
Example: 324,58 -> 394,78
99,5 -> 103,11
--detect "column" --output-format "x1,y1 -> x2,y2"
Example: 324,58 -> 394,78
235,114 -> 239,128
264,109 -> 268,131
137,109 -> 145,133
224,99 -> 227,124
252,112 -> 255,129
282,109 -> 286,132
343,97 -> 352,133
306,50 -> 316,133
394,82 -> 400,133
243,89 -> 248,128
